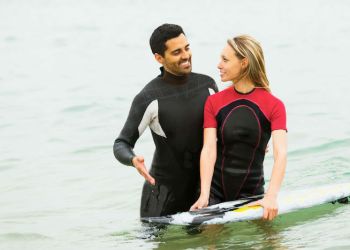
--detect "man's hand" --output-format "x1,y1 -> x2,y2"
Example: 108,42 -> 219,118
132,156 -> 155,185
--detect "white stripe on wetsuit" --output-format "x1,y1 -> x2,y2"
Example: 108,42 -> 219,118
209,88 -> 215,95
138,99 -> 167,138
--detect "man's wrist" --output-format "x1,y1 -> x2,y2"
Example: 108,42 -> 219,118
129,155 -> 136,167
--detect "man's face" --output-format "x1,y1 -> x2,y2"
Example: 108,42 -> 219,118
157,33 -> 192,76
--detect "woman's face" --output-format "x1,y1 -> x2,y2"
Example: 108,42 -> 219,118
217,44 -> 243,82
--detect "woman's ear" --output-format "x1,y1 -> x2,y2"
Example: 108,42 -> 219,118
241,58 -> 249,69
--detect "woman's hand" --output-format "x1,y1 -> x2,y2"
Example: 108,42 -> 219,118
249,195 -> 278,220
190,195 -> 209,211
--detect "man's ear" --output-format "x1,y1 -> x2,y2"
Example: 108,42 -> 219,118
154,53 -> 164,65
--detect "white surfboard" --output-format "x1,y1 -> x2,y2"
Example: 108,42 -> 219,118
141,182 -> 350,225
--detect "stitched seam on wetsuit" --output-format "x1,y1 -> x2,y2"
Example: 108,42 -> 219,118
234,105 -> 262,199
219,105 -> 263,200
215,99 -> 271,140
252,174 -> 264,195
214,97 -> 271,123
220,106 -> 238,200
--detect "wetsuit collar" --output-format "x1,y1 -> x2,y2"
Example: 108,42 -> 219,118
160,67 -> 189,85
233,85 -> 256,95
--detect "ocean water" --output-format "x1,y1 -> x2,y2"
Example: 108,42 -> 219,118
1,0 -> 350,249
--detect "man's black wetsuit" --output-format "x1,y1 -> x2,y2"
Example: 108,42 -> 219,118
113,68 -> 218,217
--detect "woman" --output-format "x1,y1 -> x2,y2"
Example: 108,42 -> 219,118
190,35 -> 287,220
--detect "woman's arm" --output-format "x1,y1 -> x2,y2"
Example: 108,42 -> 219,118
190,128 -> 217,210
266,130 -> 288,198
251,129 -> 287,220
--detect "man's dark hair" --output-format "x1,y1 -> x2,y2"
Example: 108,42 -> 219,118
149,24 -> 185,56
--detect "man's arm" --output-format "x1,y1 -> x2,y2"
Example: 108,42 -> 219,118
113,92 -> 156,185
113,139 -> 135,166
113,93 -> 143,165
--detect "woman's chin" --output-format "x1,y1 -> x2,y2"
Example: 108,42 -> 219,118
220,77 -> 229,82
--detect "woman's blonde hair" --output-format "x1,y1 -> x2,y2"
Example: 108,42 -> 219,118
227,35 -> 270,91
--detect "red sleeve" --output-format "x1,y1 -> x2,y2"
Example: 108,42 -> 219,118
203,96 -> 217,128
271,99 -> 287,131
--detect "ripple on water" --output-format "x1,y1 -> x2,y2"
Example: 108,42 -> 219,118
288,138 -> 350,157
0,123 -> 12,129
67,85 -> 88,92
62,104 -> 96,113
53,38 -> 67,48
0,233 -> 51,241
47,137 -> 66,143
74,25 -> 100,32
0,158 -> 21,172
4,36 -> 17,43
72,145 -> 110,154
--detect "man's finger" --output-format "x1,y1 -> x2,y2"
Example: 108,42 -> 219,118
148,176 -> 156,185
142,171 -> 155,185
136,165 -> 155,185
145,172 -> 155,185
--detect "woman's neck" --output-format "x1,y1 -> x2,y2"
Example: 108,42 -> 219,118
233,78 -> 255,94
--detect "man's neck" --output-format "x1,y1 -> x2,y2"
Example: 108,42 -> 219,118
160,67 -> 189,85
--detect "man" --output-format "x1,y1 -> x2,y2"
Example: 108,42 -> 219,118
113,24 -> 218,218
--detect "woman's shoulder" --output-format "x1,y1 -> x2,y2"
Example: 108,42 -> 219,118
256,88 -> 285,106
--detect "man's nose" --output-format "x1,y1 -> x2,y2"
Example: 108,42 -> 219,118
181,50 -> 190,59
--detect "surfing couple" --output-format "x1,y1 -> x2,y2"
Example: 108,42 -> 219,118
113,24 -> 287,221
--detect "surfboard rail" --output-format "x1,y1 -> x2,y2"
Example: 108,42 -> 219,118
141,182 -> 350,225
